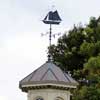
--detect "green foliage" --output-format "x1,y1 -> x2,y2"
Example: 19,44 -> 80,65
86,17 -> 100,42
84,56 -> 100,71
80,42 -> 96,58
80,41 -> 100,60
73,86 -> 100,100
48,16 -> 100,99
50,26 -> 86,72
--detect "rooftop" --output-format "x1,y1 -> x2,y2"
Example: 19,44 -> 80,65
19,61 -> 78,92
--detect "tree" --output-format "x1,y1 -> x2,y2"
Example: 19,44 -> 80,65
73,56 -> 100,100
49,16 -> 100,99
50,25 -> 86,72
80,41 -> 100,60
73,86 -> 100,100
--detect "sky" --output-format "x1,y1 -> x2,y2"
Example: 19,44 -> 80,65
0,0 -> 100,100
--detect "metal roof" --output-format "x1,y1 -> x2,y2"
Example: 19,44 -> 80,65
19,61 -> 78,91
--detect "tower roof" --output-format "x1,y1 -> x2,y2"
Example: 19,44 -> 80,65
19,61 -> 78,92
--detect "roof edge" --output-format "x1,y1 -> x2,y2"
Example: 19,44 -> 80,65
19,81 -> 78,89
20,83 -> 78,92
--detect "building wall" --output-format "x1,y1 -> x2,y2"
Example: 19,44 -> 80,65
28,89 -> 71,100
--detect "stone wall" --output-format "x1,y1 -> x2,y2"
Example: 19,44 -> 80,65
28,89 -> 70,100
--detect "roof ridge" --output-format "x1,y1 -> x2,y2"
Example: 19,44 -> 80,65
20,70 -> 35,84
63,72 -> 71,83
48,68 -> 59,81
40,68 -> 49,81
40,68 -> 59,81
20,62 -> 47,83
28,70 -> 36,82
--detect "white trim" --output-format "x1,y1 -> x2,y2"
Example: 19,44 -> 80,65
22,83 -> 76,89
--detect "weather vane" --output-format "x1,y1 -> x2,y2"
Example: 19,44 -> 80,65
42,9 -> 62,61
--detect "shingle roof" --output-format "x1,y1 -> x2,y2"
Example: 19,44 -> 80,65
19,61 -> 78,91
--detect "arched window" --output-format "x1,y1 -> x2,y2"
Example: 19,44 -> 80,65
55,97 -> 64,100
36,97 -> 44,100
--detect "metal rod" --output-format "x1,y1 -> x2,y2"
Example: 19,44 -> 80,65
49,24 -> 52,47
48,24 -> 52,61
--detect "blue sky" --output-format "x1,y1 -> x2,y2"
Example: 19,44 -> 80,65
0,0 -> 100,100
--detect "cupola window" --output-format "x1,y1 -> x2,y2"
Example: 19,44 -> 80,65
36,97 -> 44,100
56,97 -> 64,100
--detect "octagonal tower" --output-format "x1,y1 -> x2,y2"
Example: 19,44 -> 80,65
19,61 -> 78,100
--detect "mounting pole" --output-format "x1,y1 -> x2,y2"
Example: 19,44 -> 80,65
48,24 -> 52,61
49,24 -> 52,47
